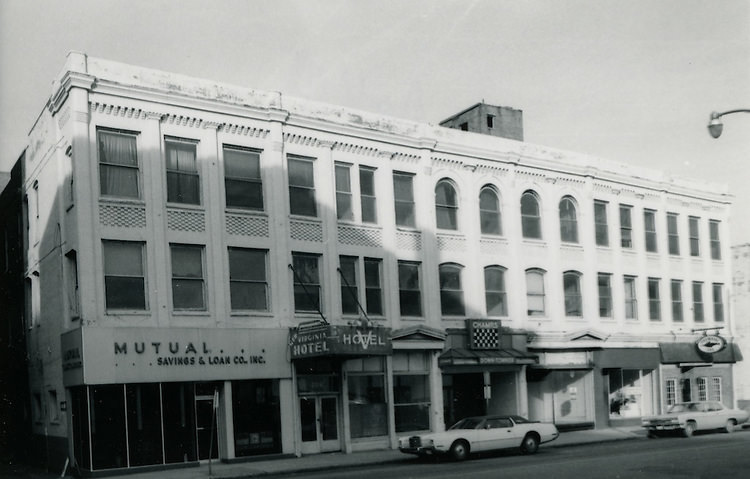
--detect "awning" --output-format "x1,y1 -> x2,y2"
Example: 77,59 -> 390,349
659,342 -> 743,364
438,348 -> 538,367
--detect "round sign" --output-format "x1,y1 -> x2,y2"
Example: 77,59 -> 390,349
696,335 -> 726,354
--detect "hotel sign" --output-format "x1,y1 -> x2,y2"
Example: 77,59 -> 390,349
289,324 -> 392,359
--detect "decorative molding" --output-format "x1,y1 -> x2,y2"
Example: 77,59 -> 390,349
221,123 -> 270,139
333,142 -> 380,157
283,132 -> 323,147
50,72 -> 96,114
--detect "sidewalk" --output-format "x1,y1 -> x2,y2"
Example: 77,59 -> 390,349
3,426 -> 647,479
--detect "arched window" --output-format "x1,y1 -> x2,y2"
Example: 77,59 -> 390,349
520,191 -> 542,239
435,180 -> 458,230
525,268 -> 546,316
563,271 -> 583,317
439,263 -> 465,315
484,266 -> 507,316
559,196 -> 579,243
479,186 -> 502,235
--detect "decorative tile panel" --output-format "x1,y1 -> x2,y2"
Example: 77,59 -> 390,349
226,214 -> 269,237
480,238 -> 508,256
338,224 -> 383,248
99,203 -> 146,228
437,233 -> 467,252
167,208 -> 206,232
290,219 -> 323,242
396,230 -> 422,251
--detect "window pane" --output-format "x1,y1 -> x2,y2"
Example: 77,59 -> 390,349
348,374 -> 387,438
90,385 -> 127,470
288,158 -> 314,187
229,248 -> 267,281
105,277 -> 146,309
230,282 -> 268,311
171,246 -> 203,278
104,242 -> 144,276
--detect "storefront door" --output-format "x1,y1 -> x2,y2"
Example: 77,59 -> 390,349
195,383 -> 219,460
299,395 -> 340,454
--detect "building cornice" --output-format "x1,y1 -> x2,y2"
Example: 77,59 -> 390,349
49,71 -> 96,115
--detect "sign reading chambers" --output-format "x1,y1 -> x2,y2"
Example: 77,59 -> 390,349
289,324 -> 392,359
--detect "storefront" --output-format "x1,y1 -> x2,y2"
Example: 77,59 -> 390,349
658,335 -> 743,412
438,320 -> 536,427
61,327 -> 293,473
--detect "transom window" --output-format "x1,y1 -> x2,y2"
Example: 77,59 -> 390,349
228,247 -> 269,311
223,145 -> 263,210
98,129 -> 139,198
559,196 -> 578,243
435,179 -> 458,230
520,191 -> 542,239
439,263 -> 465,316
479,186 -> 502,235
288,156 -> 317,217
165,137 -> 200,205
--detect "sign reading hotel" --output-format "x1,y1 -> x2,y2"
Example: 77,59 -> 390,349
289,324 -> 392,359
61,327 -> 291,386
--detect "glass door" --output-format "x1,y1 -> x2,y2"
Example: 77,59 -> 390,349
299,395 -> 340,454
195,383 -> 219,460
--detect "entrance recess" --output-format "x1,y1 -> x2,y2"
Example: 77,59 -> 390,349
300,395 -> 340,454
195,383 -> 219,460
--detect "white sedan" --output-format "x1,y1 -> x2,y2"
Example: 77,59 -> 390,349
642,401 -> 749,437
398,415 -> 559,461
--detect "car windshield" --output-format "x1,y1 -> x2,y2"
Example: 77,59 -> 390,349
449,418 -> 483,430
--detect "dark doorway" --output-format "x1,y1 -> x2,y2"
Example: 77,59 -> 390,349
442,373 -> 485,427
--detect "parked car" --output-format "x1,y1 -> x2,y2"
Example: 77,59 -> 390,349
641,401 -> 749,437
398,415 -> 559,461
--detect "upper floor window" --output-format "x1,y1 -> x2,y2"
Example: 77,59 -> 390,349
520,191 -> 542,239
619,205 -> 633,248
359,167 -> 377,224
228,247 -> 269,311
292,252 -> 321,313
339,256 -> 359,315
98,129 -> 139,198
559,196 -> 579,243
667,213 -> 680,255
689,216 -> 700,257
103,240 -> 146,311
525,268 -> 546,316
223,145 -> 263,210
671,280 -> 683,322
648,278 -> 661,321
398,261 -> 422,317
692,281 -> 704,323
709,220 -> 721,260
644,209 -> 657,253
288,156 -> 317,217
712,283 -> 724,322
393,172 -> 415,227
563,271 -> 583,317
170,244 -> 206,311
335,163 -> 354,221
339,256 -> 384,317
598,273 -> 612,318
486,115 -> 495,129
594,200 -> 609,246
65,250 -> 80,320
484,266 -> 508,316
479,186 -> 502,235
435,179 -> 458,230
165,137 -> 200,205
439,263 -> 465,316
624,276 -> 637,320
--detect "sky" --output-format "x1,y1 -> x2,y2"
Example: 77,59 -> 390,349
1,0 -> 749,243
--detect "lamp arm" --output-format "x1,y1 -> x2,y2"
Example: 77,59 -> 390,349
711,109 -> 750,120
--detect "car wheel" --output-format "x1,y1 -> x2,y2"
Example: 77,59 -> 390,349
725,419 -> 735,433
521,434 -> 540,454
449,440 -> 469,461
683,421 -> 696,438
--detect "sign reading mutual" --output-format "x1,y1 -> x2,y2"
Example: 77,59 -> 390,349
289,324 -> 392,359
468,319 -> 501,350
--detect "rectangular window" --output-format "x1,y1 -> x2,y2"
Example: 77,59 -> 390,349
689,216 -> 700,257
339,256 -> 358,315
288,156 -> 317,217
346,358 -> 387,438
335,163 -> 353,221
648,278 -> 661,321
98,129 -> 139,198
393,352 -> 430,432
619,205 -> 633,248
598,273 -> 612,318
359,167 -> 377,223
644,209 -> 657,253
459,122 -> 468,131
594,200 -> 609,246
364,258 -> 383,316
48,390 -> 59,423
165,137 -> 200,205
223,145 -> 263,210
692,281 -> 704,323
710,377 -> 722,402
398,261 -> 422,317
712,283 -> 724,322
697,377 -> 708,402
103,240 -> 146,310
228,248 -> 269,311
232,380 -> 282,457
486,115 -> 495,129
671,280 -> 683,322
393,172 -> 416,228
665,379 -> 676,406
65,250 -> 80,320
667,213 -> 680,255
170,244 -> 206,311
526,270 -> 546,316
292,253 -> 321,313
624,276 -> 637,320
681,378 -> 692,402
709,220 -> 721,260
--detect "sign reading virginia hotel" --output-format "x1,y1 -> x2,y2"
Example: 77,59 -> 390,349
289,323 -> 392,359
60,327 -> 291,386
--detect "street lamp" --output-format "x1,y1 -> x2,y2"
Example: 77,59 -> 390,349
707,109 -> 750,138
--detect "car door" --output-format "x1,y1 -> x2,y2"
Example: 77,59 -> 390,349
707,402 -> 727,429
484,417 -> 516,450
